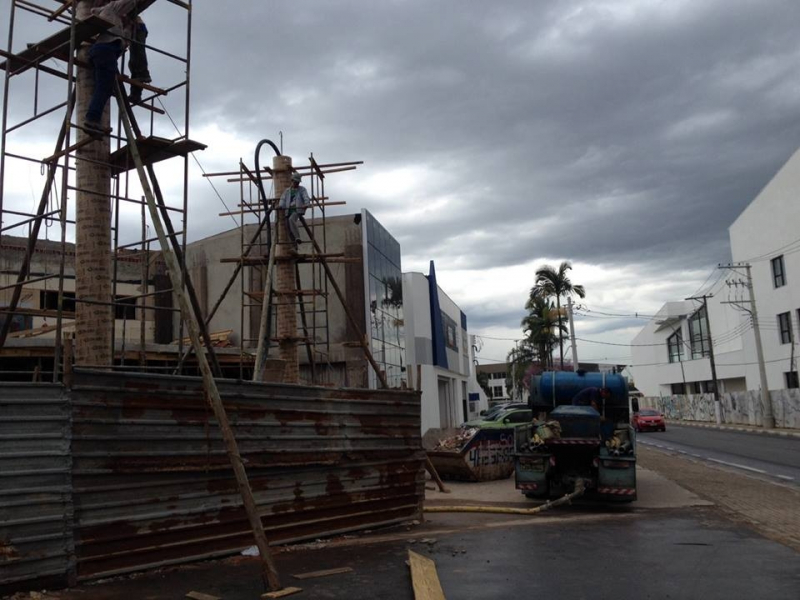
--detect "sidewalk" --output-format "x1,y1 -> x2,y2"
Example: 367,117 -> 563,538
666,419 -> 800,438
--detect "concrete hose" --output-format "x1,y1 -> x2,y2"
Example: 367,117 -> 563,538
423,480 -> 585,515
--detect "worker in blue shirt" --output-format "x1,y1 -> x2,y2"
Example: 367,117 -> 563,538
278,172 -> 311,246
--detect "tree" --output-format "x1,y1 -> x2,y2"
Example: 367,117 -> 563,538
521,295 -> 564,369
531,261 -> 585,369
506,341 -> 537,400
476,371 -> 492,398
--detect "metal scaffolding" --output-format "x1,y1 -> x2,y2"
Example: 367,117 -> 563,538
204,153 -> 364,384
0,0 -> 197,380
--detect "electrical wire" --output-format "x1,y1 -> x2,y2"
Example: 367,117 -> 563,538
156,98 -> 241,230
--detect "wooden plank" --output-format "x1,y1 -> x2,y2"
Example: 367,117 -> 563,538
0,15 -> 111,75
185,592 -> 221,600
292,567 -> 353,580
261,588 -> 302,599
408,550 -> 446,600
108,137 -> 207,175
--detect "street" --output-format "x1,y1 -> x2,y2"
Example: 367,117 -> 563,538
31,461 -> 800,600
636,424 -> 800,486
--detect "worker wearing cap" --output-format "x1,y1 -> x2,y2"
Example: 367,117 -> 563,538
278,172 -> 311,246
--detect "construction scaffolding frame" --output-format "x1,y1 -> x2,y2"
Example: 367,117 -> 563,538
204,154 -> 364,384
0,0 -> 198,380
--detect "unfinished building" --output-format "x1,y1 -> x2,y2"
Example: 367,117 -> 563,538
0,1 -> 423,594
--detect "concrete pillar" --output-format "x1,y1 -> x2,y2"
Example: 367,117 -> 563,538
74,0 -> 113,367
272,155 -> 298,383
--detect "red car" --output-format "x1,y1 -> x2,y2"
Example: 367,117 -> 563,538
632,409 -> 666,432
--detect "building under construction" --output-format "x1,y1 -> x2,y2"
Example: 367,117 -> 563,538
0,1 -> 423,594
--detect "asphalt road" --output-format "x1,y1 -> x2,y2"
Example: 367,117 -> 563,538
636,424 -> 800,486
52,509 -> 800,600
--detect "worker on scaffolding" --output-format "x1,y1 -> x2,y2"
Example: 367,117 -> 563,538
83,0 -> 144,135
278,172 -> 311,246
127,16 -> 151,104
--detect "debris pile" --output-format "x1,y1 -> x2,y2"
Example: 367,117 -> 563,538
605,428 -> 633,456
434,428 -> 478,451
530,420 -> 562,447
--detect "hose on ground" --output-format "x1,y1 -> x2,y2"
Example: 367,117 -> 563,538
423,480 -> 585,515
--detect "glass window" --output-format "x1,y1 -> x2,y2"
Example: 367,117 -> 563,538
771,255 -> 786,288
688,307 -> 710,359
503,410 -> 532,424
493,386 -> 504,398
786,371 -> 799,389
778,312 -> 792,344
667,329 -> 683,363
670,383 -> 685,395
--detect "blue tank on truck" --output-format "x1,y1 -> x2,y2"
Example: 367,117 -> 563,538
532,371 -> 629,410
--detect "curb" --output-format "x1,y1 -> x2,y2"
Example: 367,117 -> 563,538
665,419 -> 800,439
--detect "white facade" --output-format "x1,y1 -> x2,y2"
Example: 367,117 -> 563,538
729,148 -> 800,391
631,149 -> 800,396
403,270 -> 488,434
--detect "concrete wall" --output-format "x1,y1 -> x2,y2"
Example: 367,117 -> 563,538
641,389 -> 800,429
1,236 -> 157,345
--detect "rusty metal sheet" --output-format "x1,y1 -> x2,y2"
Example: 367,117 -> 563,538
68,370 -> 424,581
0,384 -> 73,594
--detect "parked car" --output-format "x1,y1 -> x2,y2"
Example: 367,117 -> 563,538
465,403 -> 526,427
463,408 -> 533,429
632,408 -> 666,432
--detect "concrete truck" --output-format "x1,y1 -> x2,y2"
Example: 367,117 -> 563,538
513,371 -> 638,502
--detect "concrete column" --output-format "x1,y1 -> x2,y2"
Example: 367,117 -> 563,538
272,155 -> 298,383
74,0 -> 113,367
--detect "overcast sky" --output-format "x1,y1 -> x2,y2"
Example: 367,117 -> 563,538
4,0 -> 800,369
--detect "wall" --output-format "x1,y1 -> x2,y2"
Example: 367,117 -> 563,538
403,272 -> 481,432
641,389 -> 800,429
729,149 -> 800,391
0,371 -> 424,593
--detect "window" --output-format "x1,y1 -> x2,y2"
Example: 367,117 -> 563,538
114,296 -> 137,320
492,371 -> 506,380
688,307 -> 710,359
667,329 -> 683,363
40,290 -> 76,313
771,255 -> 786,288
785,372 -> 799,389
503,410 -> 532,424
670,383 -> 685,395
442,312 -> 458,351
493,386 -> 504,398
778,312 -> 792,344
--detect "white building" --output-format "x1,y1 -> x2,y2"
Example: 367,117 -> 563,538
403,262 -> 488,433
631,149 -> 800,396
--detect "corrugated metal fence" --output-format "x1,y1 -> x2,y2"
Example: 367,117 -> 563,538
1,370 -> 424,592
0,384 -> 74,591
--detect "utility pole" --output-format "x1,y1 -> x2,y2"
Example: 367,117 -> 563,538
567,297 -> 579,370
719,263 -> 775,429
687,294 -> 721,424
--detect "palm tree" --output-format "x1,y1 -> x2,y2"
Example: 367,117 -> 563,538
521,296 -> 564,369
505,340 -> 537,400
531,261 -> 585,369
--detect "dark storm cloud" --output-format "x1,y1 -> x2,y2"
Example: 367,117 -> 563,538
177,0 -> 800,275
